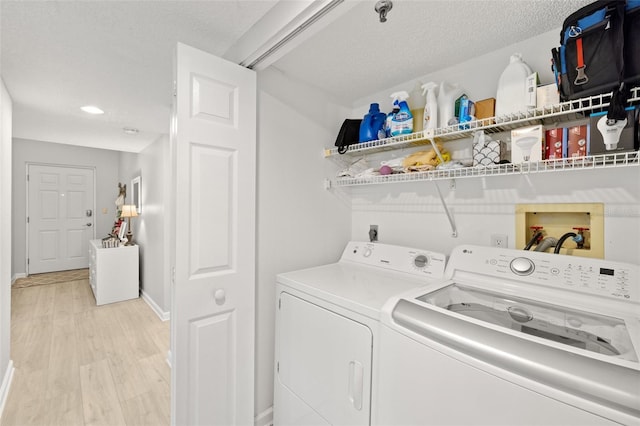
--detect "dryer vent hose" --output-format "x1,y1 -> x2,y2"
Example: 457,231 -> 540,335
534,237 -> 558,252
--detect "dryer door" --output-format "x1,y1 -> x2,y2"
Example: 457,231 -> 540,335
275,292 -> 373,425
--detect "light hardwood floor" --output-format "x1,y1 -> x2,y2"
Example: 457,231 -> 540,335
1,278 -> 170,426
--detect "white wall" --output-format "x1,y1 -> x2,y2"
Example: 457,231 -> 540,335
254,66 -> 352,420
353,29 -> 562,116
348,29 -> 640,263
0,79 -> 14,417
11,139 -> 120,277
118,135 -> 170,317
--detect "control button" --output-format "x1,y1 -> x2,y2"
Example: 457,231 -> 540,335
510,257 -> 535,276
414,254 -> 429,269
490,259 -> 497,265
363,248 -> 372,258
550,267 -> 560,275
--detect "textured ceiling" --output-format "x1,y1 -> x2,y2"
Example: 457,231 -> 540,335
1,0 -> 278,152
272,0 -> 593,104
1,0 -> 592,152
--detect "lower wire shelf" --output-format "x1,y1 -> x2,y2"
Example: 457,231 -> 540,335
333,151 -> 640,187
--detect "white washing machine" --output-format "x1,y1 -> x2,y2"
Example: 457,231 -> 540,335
375,245 -> 640,425
273,241 -> 447,426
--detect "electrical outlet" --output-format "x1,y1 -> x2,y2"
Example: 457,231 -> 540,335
369,225 -> 378,242
491,234 -> 508,248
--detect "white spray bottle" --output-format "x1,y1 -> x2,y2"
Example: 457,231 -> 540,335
421,82 -> 438,132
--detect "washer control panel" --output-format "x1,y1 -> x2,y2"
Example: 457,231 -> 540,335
341,241 -> 447,279
451,245 -> 639,302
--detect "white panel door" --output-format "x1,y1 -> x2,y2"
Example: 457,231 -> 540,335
171,43 -> 256,426
27,164 -> 95,274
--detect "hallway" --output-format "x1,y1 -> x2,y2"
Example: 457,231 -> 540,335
1,277 -> 170,425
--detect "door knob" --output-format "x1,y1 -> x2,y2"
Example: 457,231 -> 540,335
214,289 -> 226,305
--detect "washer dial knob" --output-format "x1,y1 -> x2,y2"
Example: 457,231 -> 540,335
414,254 -> 429,269
510,257 -> 535,276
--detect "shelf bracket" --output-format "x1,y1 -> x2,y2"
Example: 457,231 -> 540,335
434,180 -> 457,238
427,129 -> 457,237
425,131 -> 446,164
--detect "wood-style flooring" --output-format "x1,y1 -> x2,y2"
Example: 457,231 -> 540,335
1,277 -> 170,426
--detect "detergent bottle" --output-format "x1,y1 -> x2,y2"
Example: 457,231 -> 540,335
438,82 -> 464,128
409,82 -> 425,132
359,103 -> 387,142
495,53 -> 533,117
390,91 -> 413,136
421,82 -> 438,131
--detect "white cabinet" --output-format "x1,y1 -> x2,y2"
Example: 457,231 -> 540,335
89,239 -> 139,305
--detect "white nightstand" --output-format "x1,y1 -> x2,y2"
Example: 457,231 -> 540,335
89,239 -> 139,305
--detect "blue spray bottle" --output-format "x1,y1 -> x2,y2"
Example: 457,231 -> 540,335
384,100 -> 399,138
390,91 -> 413,136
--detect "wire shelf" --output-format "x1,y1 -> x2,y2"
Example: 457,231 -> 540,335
334,152 -> 640,187
325,86 -> 640,158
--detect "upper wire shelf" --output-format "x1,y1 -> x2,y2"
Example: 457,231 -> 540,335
324,86 -> 640,158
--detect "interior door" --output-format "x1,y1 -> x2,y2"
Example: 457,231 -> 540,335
27,164 -> 95,274
171,42 -> 256,425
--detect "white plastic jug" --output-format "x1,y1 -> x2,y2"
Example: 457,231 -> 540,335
495,53 -> 533,118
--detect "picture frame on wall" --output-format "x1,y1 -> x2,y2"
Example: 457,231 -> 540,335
131,175 -> 141,214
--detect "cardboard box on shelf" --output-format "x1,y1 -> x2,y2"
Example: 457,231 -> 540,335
475,98 -> 496,121
526,72 -> 538,108
567,125 -> 588,158
589,107 -> 638,155
536,84 -> 560,109
545,127 -> 565,159
511,125 -> 544,163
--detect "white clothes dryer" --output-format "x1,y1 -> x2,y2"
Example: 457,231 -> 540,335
273,241 -> 447,426
375,245 -> 640,425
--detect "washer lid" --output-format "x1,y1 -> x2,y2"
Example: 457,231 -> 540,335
418,283 -> 638,363
277,262 -> 430,320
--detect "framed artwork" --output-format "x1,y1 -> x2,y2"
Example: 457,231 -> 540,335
131,175 -> 141,214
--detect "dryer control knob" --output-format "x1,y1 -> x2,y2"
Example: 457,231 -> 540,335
414,254 -> 429,269
510,257 -> 535,276
363,248 -> 373,258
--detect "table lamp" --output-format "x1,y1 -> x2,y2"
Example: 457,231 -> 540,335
120,204 -> 138,245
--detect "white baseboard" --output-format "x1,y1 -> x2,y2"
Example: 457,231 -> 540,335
0,360 -> 15,421
10,273 -> 26,285
255,406 -> 273,426
140,289 -> 170,321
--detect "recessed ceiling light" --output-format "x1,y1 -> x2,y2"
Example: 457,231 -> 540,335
123,127 -> 139,135
80,105 -> 104,114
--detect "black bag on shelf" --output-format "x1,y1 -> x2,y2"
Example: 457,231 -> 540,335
551,0 -> 626,102
334,119 -> 362,154
624,1 -> 640,87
